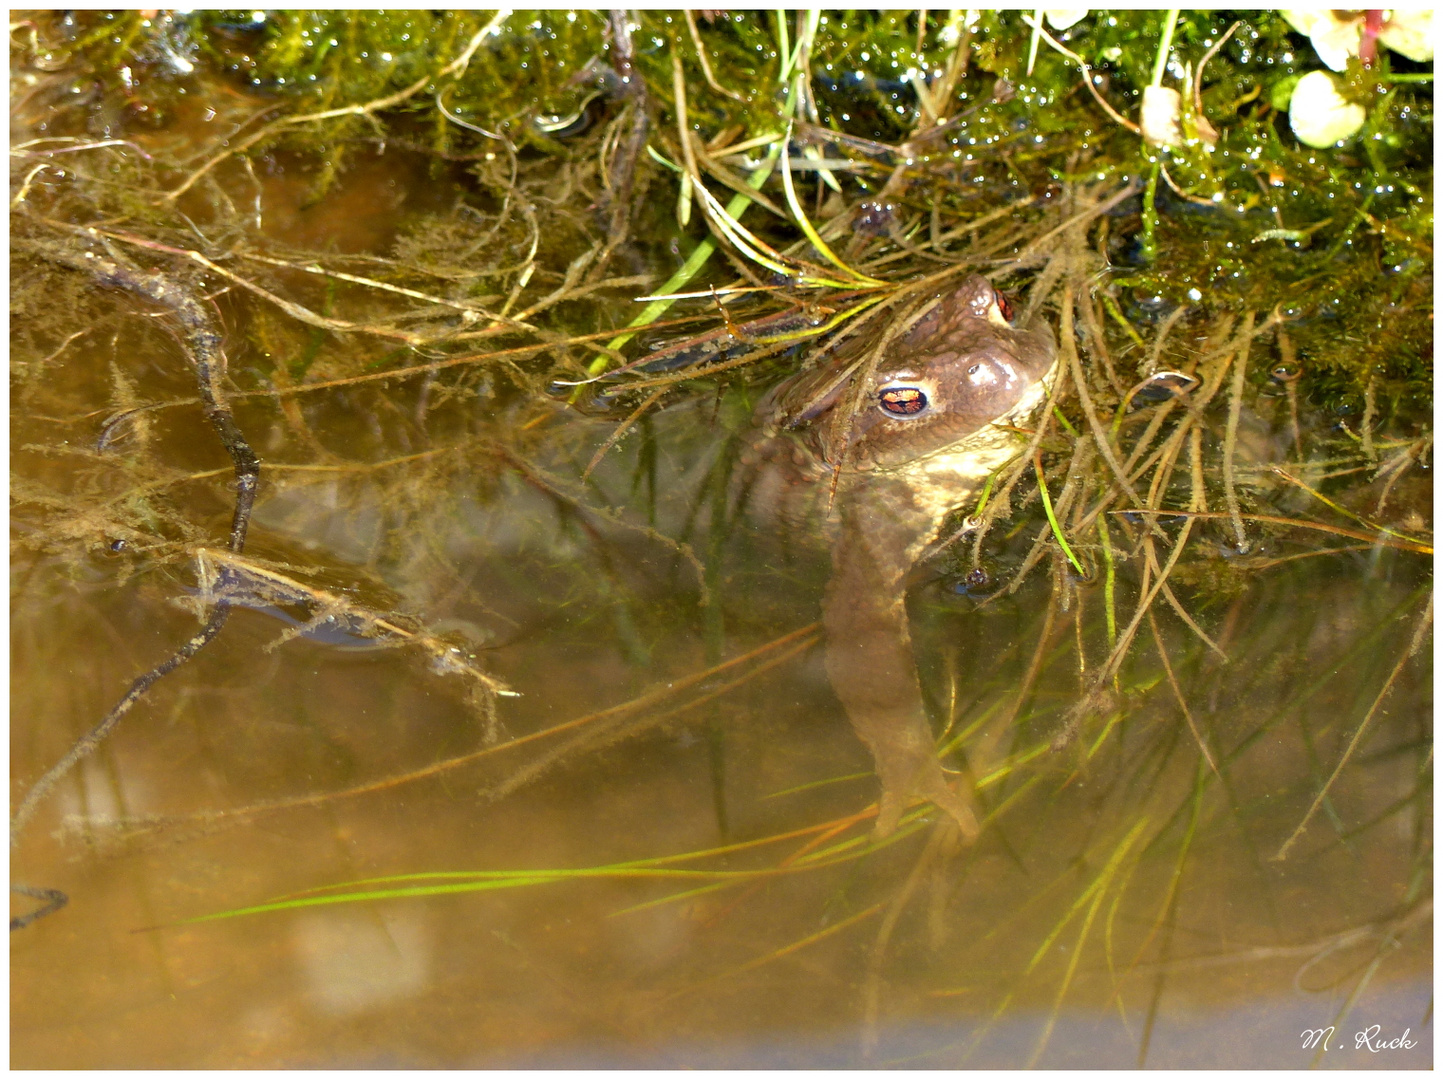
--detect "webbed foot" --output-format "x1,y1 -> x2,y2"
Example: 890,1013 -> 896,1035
871,756 -> 980,841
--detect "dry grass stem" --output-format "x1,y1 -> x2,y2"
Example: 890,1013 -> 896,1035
1148,611 -> 1219,774
1221,310 -> 1256,552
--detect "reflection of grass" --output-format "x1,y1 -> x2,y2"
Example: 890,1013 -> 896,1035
81,622 -> 823,849
179,566 -> 1430,1067
906,545 -> 1427,1063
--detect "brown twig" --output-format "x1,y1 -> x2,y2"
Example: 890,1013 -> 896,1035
13,251 -> 261,859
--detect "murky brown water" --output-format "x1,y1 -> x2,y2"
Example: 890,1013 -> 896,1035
11,46 -> 1431,1069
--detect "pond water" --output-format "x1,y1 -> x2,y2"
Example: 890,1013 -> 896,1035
11,16 -> 1432,1069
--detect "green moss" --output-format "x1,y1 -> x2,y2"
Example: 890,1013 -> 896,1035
16,9 -> 1433,415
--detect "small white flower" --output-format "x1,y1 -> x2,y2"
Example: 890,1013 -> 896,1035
1378,10 -> 1434,63
1282,9 -> 1364,71
1289,70 -> 1367,148
1282,9 -> 1434,71
1044,10 -> 1089,32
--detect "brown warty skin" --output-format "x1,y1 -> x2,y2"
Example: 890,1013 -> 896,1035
739,274 -> 1057,838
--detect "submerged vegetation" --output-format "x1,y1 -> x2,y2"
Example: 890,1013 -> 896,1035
11,9 -> 1432,1067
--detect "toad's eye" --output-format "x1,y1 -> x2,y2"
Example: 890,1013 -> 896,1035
879,386 -> 928,416
991,289 -> 1014,324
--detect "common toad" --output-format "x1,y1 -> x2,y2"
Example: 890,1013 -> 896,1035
740,274 -> 1057,838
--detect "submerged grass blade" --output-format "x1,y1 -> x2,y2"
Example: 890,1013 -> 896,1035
1023,817 -> 1150,976
970,468 -> 1000,518
733,899 -> 887,976
1085,709 -> 1126,760
1148,610 -> 1220,774
1271,465 -> 1433,548
1097,516 -> 1118,655
1127,757 -> 1207,981
976,740 -> 1053,789
178,867 -> 787,924
763,772 -> 871,798
980,817 -> 1151,1052
175,798 -> 908,927
1026,867 -> 1109,1067
104,623 -> 820,839
611,812 -> 874,917
1274,592 -> 1433,860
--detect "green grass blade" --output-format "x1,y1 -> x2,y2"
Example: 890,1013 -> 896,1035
1034,452 -> 1085,574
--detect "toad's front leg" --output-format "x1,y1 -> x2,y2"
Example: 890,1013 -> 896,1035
821,486 -> 980,839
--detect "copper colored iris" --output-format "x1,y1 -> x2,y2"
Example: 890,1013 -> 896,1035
879,387 -> 927,415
